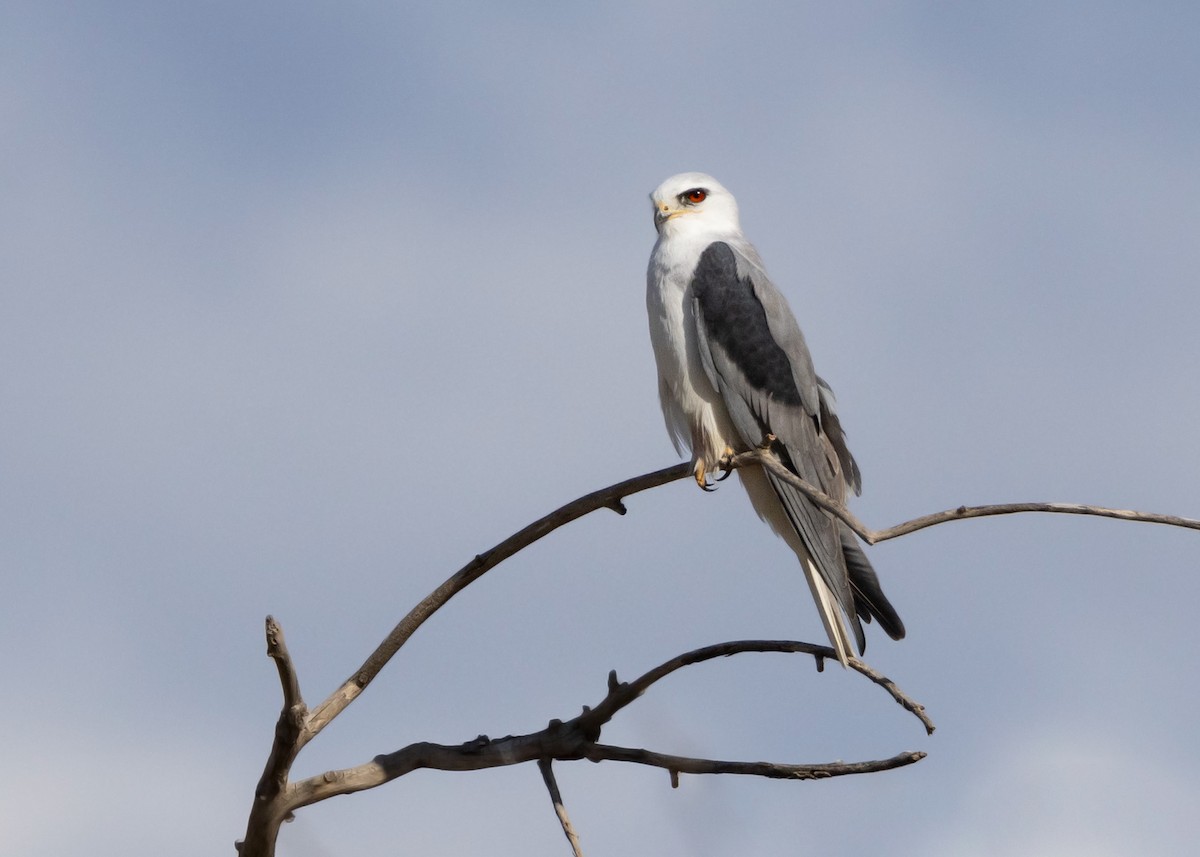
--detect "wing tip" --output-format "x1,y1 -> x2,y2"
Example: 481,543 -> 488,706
841,530 -> 906,642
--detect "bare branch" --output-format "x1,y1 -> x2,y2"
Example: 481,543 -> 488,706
286,733 -> 580,810
242,453 -> 1196,853
584,745 -> 926,780
257,618 -> 307,800
848,656 -> 935,735
266,615 -> 303,713
579,640 -> 934,736
734,448 -> 1200,545
285,725 -> 925,812
283,641 -> 929,812
730,449 -> 875,539
299,453 -> 1197,748
301,463 -> 691,744
866,501 -> 1200,543
237,618 -> 308,857
539,759 -> 585,857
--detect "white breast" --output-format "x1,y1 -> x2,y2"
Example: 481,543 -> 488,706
646,233 -> 739,468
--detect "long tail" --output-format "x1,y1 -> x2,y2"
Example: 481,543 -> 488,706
738,467 -> 861,666
800,555 -> 856,666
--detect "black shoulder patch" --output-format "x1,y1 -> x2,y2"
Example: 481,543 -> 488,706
692,242 -> 802,406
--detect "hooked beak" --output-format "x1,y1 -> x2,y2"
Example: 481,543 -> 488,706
653,204 -> 682,233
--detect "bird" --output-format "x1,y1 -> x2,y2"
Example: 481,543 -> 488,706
645,172 -> 904,666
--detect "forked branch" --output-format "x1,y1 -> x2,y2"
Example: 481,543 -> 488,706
239,456 -> 1197,855
295,453 -> 1197,751
281,638 -> 929,811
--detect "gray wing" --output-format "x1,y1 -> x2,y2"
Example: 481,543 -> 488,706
691,241 -> 904,649
815,375 -> 861,496
813,375 -> 903,638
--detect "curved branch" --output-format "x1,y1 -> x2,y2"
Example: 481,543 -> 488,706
301,462 -> 691,743
284,640 -> 930,812
579,640 -> 933,736
265,616 -> 303,714
867,501 -> 1200,543
302,453 -> 1198,745
237,618 -> 307,856
287,733 -> 925,810
735,448 -> 1200,545
242,454 -> 1193,853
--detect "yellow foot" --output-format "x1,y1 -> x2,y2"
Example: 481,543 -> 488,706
693,460 -> 717,492
715,446 -> 736,482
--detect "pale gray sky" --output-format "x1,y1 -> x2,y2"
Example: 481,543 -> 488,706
3,2 -> 1199,855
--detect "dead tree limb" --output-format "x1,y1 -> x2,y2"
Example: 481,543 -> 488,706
584,745 -> 925,780
238,456 -> 1198,855
735,447 -> 1200,544
301,462 -> 691,745
276,639 -> 929,812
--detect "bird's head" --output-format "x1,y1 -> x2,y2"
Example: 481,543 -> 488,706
650,173 -> 741,239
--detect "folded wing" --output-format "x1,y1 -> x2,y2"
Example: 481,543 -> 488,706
690,241 -> 904,655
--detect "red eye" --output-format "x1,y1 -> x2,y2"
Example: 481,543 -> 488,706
683,188 -> 707,204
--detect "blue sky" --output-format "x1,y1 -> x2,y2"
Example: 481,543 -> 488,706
4,3 -> 1199,855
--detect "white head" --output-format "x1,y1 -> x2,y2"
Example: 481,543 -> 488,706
649,172 -> 741,239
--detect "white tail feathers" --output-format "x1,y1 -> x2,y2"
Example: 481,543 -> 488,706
737,467 -> 857,666
802,556 -> 854,667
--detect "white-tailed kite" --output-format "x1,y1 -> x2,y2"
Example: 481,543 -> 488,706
646,172 -> 904,665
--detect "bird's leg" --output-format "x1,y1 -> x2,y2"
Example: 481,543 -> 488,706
715,446 -> 736,482
693,459 -> 717,492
